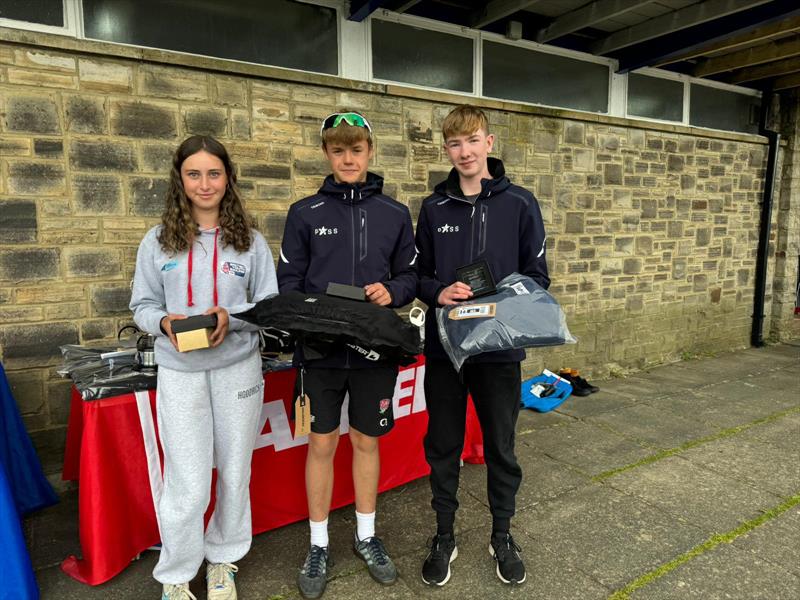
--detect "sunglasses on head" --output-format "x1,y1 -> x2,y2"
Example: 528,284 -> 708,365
320,112 -> 372,137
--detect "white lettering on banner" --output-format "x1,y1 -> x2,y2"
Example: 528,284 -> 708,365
254,366 -> 427,453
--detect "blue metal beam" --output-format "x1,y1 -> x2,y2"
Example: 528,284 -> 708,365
614,0 -> 800,74
348,0 -> 392,22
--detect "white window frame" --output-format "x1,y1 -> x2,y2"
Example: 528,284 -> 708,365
368,9 -> 480,98
0,0 -> 78,37
480,31 -> 615,115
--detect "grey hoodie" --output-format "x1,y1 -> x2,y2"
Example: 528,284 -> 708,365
130,225 -> 278,372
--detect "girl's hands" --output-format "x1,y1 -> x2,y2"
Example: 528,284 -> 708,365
205,306 -> 229,348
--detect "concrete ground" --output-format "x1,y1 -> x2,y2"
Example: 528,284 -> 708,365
26,341 -> 800,599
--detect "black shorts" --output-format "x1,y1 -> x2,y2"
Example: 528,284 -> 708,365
295,366 -> 398,437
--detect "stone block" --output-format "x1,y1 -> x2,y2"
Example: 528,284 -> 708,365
78,59 -> 132,92
534,130 -> 557,152
212,76 -> 247,107
565,213 -> 584,234
6,370 -> 44,415
32,139 -> 62,158
239,164 -> 291,179
111,100 -> 178,139
14,49 -> 75,72
0,138 -> 30,156
410,144 -> 439,162
183,107 -> 227,136
564,122 -> 584,144
615,237 -> 634,255
0,248 -> 59,282
231,110 -> 251,140
91,285 -> 132,316
623,258 -> 643,274
636,236 -> 654,255
4,95 -> 60,134
80,319 -> 117,342
28,427 -> 67,475
47,379 -> 73,426
140,143 -> 174,172
138,65 -> 208,101
65,248 -> 122,278
0,200 -> 37,242
0,323 -> 78,366
64,95 -> 106,134
696,227 -> 711,246
70,140 -> 137,172
604,163 -> 623,185
129,177 -> 168,216
641,199 -> 657,218
72,175 -> 123,214
252,119 -> 303,143
7,68 -> 76,89
7,162 -> 65,195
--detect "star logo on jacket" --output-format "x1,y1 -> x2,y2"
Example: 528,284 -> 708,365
221,261 -> 246,277
379,398 -> 391,414
314,226 -> 339,236
437,223 -> 459,233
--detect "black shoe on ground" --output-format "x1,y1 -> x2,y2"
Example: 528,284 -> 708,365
489,532 -> 526,584
353,535 -> 397,585
576,375 -> 600,393
297,545 -> 331,599
560,372 -> 592,396
422,532 -> 458,586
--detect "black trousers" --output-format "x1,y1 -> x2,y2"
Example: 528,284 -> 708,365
423,360 -> 522,522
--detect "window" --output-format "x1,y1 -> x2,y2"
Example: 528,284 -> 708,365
628,73 -> 683,122
0,0 -> 63,27
690,84 -> 760,134
371,19 -> 474,93
82,0 -> 338,75
483,41 -> 609,113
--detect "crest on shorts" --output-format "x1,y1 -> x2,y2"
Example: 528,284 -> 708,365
379,398 -> 391,414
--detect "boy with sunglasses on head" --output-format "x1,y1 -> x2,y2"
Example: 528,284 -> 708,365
415,105 -> 549,587
278,111 -> 417,599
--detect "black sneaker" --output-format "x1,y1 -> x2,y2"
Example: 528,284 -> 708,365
559,372 -> 592,396
489,532 -> 526,584
576,375 -> 600,393
421,532 -> 458,586
353,535 -> 397,585
297,545 -> 331,599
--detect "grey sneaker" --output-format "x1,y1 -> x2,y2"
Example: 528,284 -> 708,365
353,535 -> 397,585
297,545 -> 331,599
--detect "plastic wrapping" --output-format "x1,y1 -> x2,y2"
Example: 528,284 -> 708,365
436,273 -> 576,370
58,345 -> 156,400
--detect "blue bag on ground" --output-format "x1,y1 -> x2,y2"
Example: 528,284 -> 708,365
521,370 -> 573,412
436,273 -> 576,371
0,461 -> 39,600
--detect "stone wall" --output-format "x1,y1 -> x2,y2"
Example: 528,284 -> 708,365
0,32 -> 790,475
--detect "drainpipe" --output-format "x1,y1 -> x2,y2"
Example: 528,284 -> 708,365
751,92 -> 780,347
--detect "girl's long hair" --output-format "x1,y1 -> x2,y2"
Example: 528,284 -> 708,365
158,135 -> 254,254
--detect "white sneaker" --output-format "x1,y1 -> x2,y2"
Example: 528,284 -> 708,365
207,562 -> 239,600
161,583 -> 196,600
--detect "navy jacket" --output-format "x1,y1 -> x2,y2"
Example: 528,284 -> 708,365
278,172 -> 418,368
416,158 -> 550,363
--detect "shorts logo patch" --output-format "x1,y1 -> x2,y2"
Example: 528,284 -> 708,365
379,398 -> 391,414
222,261 -> 246,277
161,260 -> 178,272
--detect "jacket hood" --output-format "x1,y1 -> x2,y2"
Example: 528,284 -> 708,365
318,171 -> 384,201
434,157 -> 511,200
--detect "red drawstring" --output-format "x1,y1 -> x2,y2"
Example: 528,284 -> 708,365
187,228 -> 219,307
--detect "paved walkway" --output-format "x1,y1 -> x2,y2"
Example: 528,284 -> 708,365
27,341 -> 800,599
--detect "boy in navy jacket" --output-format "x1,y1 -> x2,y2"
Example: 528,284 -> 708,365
415,105 -> 549,587
277,112 -> 417,599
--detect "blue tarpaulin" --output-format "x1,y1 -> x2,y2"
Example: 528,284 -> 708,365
0,461 -> 39,599
0,362 -> 57,516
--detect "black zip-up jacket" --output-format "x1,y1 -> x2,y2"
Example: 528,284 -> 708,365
278,171 -> 418,368
416,158 -> 550,363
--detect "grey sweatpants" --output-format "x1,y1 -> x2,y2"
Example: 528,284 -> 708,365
153,350 -> 263,585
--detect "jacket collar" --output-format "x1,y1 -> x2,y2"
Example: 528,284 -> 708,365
319,171 -> 384,202
435,157 -> 511,201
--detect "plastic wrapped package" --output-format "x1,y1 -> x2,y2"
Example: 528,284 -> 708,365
436,273 -> 576,370
58,345 -> 156,400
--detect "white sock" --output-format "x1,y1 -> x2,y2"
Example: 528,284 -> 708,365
356,510 -> 375,541
309,518 -> 329,548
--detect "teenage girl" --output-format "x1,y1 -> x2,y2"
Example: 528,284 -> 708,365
130,135 -> 277,600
